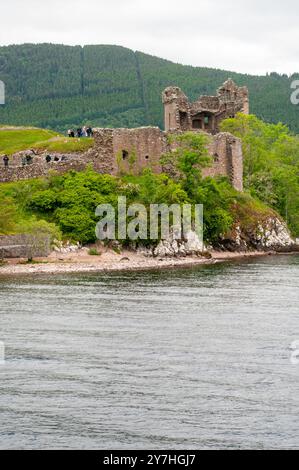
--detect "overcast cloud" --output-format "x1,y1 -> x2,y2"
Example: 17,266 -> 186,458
0,0 -> 298,75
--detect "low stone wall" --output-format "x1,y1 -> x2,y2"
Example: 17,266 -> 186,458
0,154 -> 87,183
0,234 -> 51,258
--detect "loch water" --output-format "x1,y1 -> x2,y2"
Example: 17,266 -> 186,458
0,255 -> 298,449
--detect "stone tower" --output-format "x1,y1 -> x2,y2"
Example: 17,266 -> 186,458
162,79 -> 249,134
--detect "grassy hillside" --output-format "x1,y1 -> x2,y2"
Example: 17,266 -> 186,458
0,127 -> 93,155
0,44 -> 299,132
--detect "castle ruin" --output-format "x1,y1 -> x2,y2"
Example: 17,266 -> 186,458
163,79 -> 249,133
0,79 -> 248,192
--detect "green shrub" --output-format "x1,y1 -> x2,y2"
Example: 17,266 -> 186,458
88,248 -> 101,256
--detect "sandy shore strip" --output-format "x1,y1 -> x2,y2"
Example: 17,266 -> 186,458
0,248 -> 279,276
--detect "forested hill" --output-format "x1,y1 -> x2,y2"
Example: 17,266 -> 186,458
0,43 -> 299,132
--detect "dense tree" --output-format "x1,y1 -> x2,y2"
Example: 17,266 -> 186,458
221,114 -> 299,235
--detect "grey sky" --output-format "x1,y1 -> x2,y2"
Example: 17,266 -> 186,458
0,0 -> 297,75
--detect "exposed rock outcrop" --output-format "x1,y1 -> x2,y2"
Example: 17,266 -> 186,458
220,216 -> 295,252
138,216 -> 295,258
137,228 -> 206,258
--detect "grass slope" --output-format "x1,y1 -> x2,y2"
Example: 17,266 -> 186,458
0,127 -> 93,155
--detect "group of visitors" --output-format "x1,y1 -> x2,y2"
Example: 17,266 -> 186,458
67,126 -> 93,138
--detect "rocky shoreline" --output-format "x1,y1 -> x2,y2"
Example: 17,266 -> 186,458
0,215 -> 297,277
0,248 -> 297,277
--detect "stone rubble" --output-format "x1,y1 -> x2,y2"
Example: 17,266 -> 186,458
136,228 -> 206,258
53,240 -> 81,254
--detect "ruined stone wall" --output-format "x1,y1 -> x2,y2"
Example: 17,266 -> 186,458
90,127 -> 243,187
203,133 -> 232,179
88,128 -> 115,174
89,127 -> 166,176
203,133 -> 243,191
194,96 -> 220,111
112,127 -> 165,175
164,100 -> 181,131
0,128 -> 243,191
163,87 -> 192,132
229,135 -> 243,192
